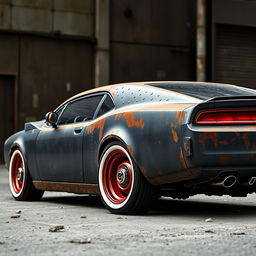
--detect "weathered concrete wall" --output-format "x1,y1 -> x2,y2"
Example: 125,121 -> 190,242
0,0 -> 94,36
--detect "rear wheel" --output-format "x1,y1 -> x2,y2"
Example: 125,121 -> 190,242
98,142 -> 156,214
9,149 -> 44,201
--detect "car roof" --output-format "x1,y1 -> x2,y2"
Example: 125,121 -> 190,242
147,81 -> 256,100
55,81 -> 256,110
56,82 -> 200,110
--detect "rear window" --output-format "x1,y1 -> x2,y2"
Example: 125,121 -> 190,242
148,83 -> 256,100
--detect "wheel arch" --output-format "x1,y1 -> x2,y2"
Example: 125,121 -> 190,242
9,140 -> 26,164
97,131 -> 149,181
98,135 -> 130,163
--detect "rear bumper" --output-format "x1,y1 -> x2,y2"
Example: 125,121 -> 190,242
148,166 -> 256,186
182,124 -> 256,169
147,124 -> 256,186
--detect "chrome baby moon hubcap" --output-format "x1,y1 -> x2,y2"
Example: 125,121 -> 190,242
117,166 -> 130,188
17,167 -> 24,181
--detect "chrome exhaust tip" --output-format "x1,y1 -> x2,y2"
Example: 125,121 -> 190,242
249,177 -> 256,186
211,175 -> 237,188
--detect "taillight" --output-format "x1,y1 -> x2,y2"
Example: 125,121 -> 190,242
195,109 -> 256,125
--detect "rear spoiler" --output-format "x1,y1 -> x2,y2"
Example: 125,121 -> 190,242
207,95 -> 256,102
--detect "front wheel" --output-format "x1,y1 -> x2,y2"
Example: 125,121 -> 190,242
9,149 -> 44,201
98,142 -> 156,214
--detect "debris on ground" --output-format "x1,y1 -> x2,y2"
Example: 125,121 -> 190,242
15,210 -> 22,214
232,231 -> 245,235
0,242 -> 5,245
205,218 -> 213,223
205,230 -> 214,233
80,216 -> 87,219
48,225 -> 65,232
10,215 -> 21,219
69,238 -> 91,244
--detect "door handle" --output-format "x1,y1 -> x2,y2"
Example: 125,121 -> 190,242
74,127 -> 83,134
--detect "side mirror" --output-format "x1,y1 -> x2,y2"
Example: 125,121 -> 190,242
45,112 -> 58,127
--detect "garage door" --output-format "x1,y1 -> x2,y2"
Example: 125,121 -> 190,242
215,24 -> 256,89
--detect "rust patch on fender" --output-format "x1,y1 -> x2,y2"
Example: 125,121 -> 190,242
218,156 -> 231,165
175,111 -> 186,125
148,176 -> 165,184
252,143 -> 256,150
114,112 -> 144,128
242,133 -> 250,150
33,181 -> 99,195
126,145 -> 134,158
171,130 -> 179,143
179,148 -> 187,169
198,132 -> 218,149
251,144 -> 256,158
219,140 -> 229,145
86,119 -> 106,140
140,166 -> 148,175
235,132 -> 240,138
169,121 -> 179,143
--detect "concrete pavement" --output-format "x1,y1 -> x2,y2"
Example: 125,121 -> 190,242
1,165 -> 256,256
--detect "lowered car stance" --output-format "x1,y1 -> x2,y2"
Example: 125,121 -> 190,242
4,81 -> 256,214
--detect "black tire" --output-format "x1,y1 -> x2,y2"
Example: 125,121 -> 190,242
9,149 -> 44,201
98,141 -> 156,214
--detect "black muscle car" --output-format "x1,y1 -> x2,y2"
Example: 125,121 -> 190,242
4,81 -> 256,214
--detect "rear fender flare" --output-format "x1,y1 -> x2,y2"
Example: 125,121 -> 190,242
98,132 -> 141,175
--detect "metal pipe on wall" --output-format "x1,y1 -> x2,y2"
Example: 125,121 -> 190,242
197,0 -> 206,81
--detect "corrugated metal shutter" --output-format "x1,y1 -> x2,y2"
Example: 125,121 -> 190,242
215,24 -> 256,89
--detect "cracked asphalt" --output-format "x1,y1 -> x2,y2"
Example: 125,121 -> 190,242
1,165 -> 256,256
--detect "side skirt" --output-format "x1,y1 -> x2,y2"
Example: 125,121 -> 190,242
33,181 -> 99,195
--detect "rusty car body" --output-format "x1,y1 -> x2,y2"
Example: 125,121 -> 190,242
4,81 -> 256,214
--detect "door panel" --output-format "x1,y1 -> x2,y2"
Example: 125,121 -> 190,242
36,126 -> 84,182
36,95 -> 103,182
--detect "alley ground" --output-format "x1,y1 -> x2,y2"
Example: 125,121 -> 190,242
1,166 -> 256,256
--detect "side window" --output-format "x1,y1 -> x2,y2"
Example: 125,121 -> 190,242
96,95 -> 115,118
58,95 -> 103,125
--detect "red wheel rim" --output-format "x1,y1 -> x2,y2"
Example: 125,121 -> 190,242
11,153 -> 24,194
102,149 -> 133,204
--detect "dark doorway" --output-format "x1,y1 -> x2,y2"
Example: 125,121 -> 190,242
0,75 -> 15,163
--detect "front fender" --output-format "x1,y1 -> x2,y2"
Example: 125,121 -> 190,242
4,129 -> 40,181
4,131 -> 26,167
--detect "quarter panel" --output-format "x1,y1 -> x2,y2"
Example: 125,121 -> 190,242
83,104 -> 195,185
